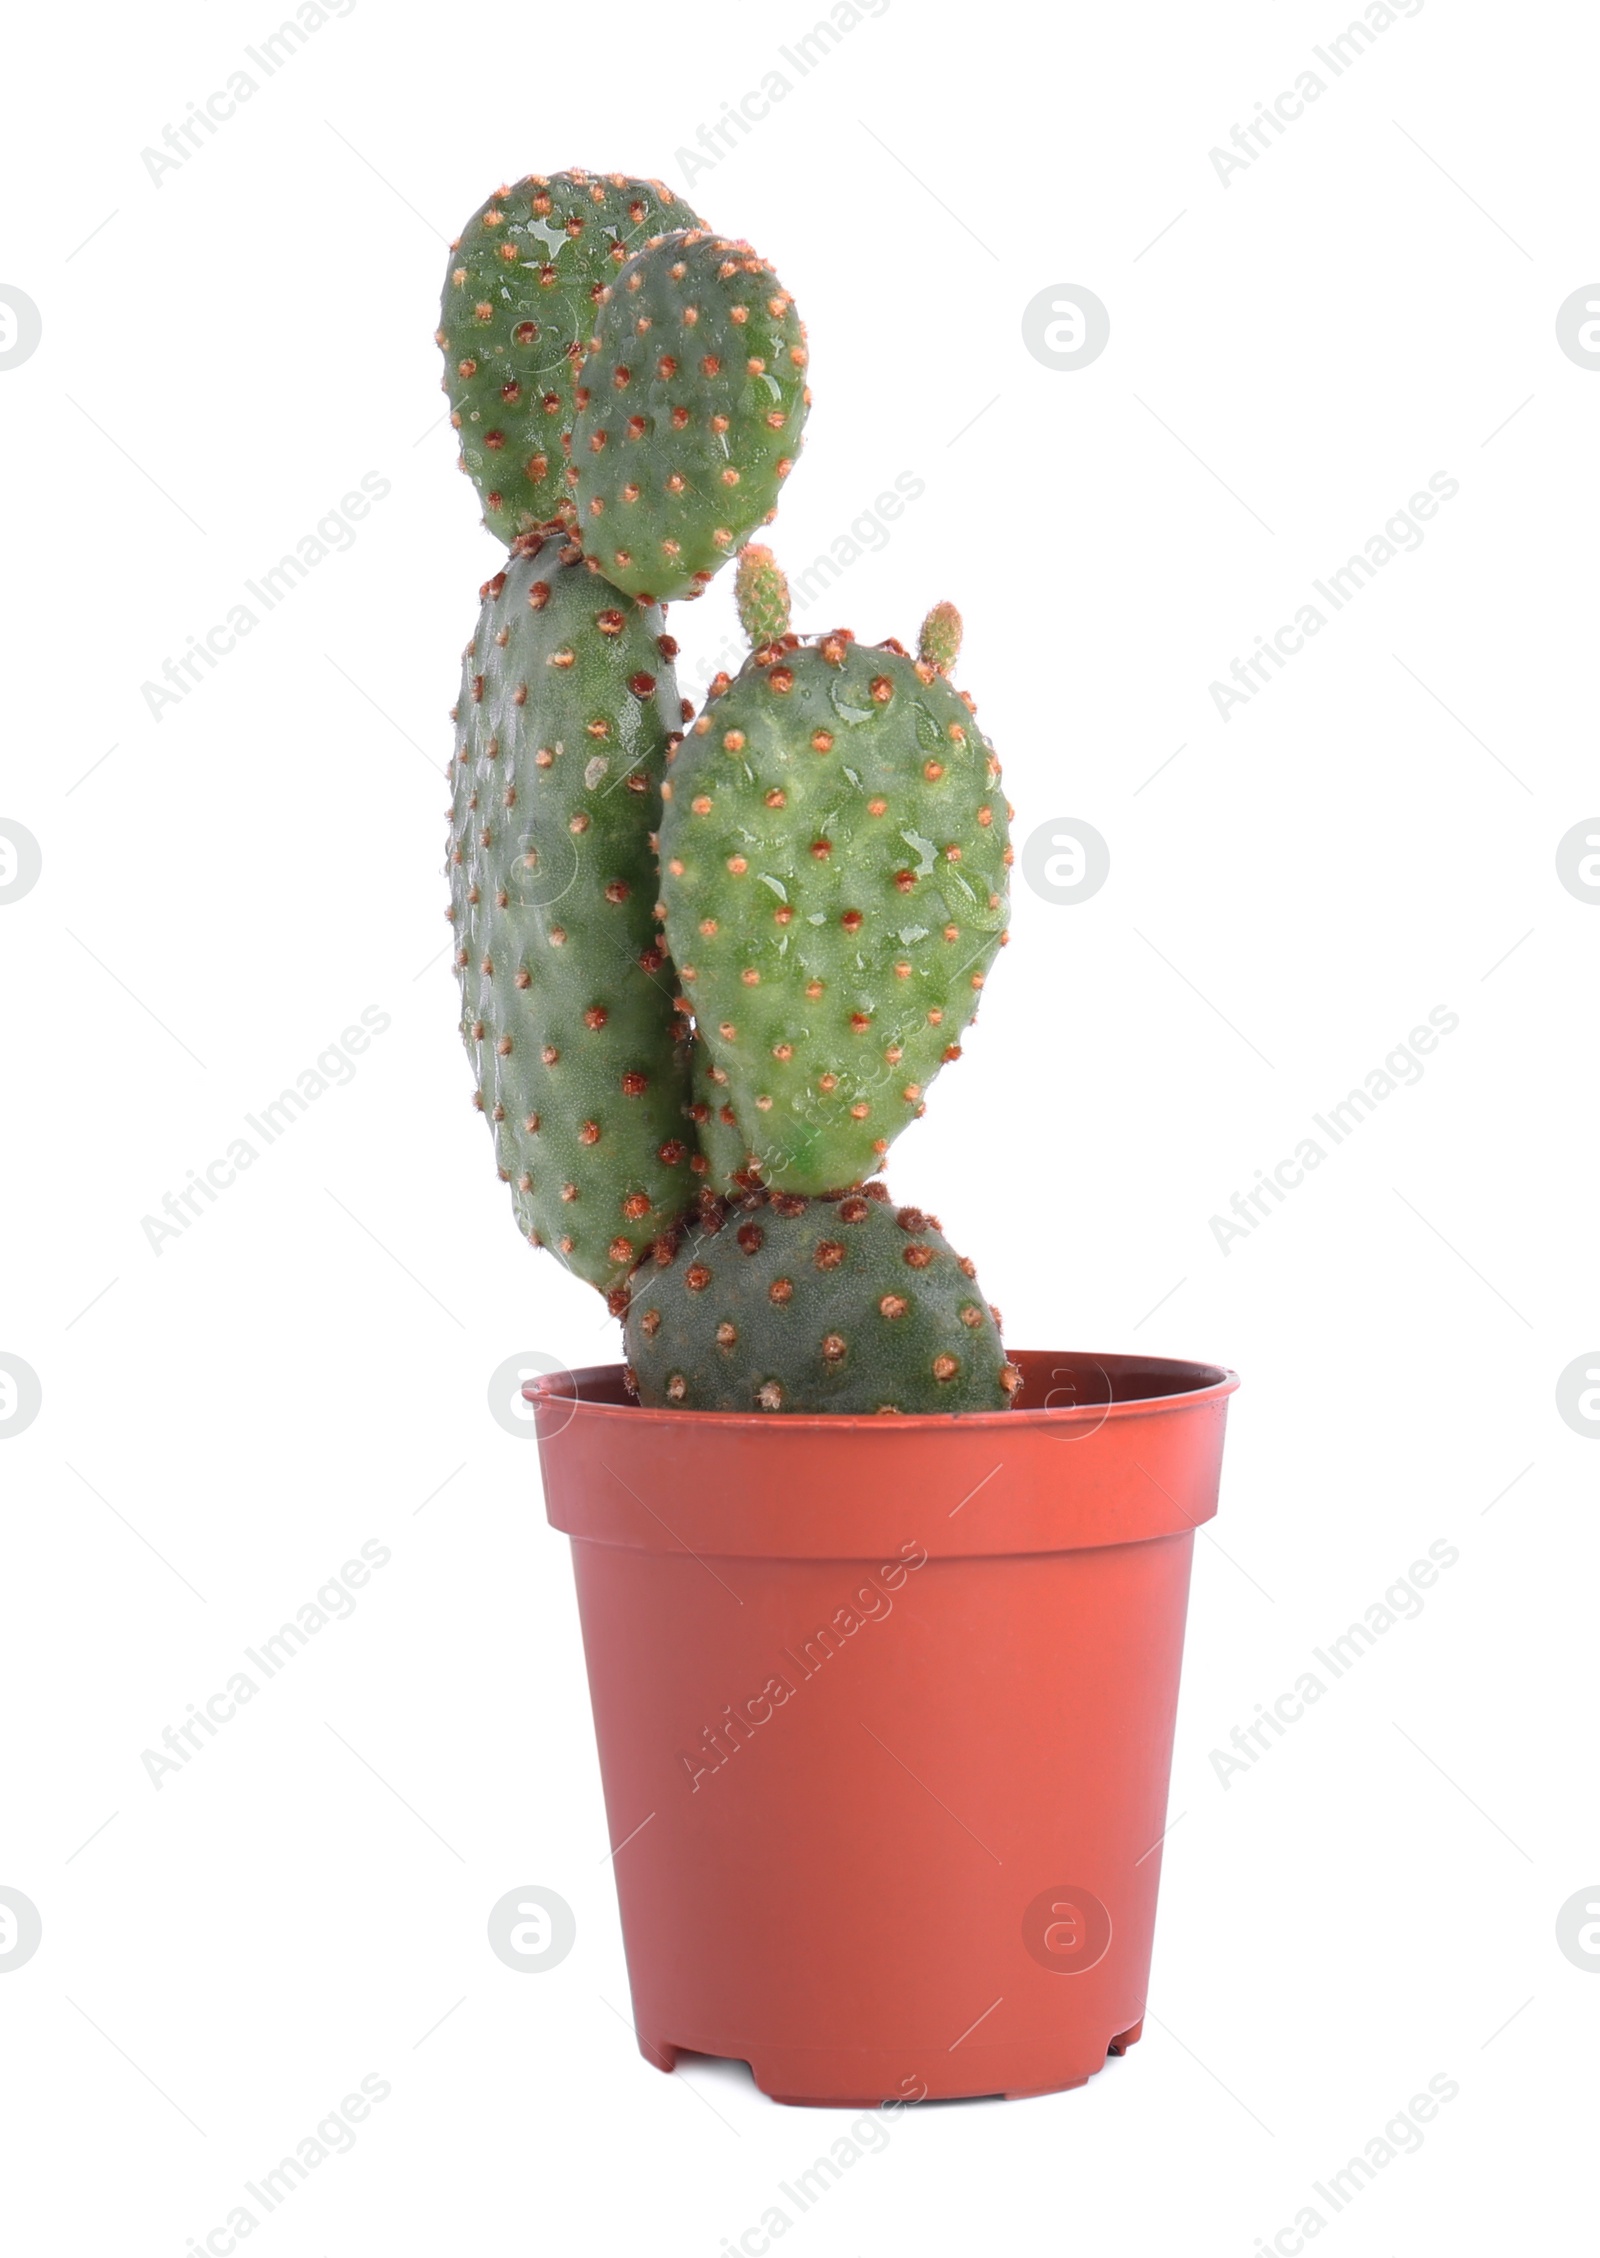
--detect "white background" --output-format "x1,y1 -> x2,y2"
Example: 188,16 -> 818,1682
1,0 -> 1595,2249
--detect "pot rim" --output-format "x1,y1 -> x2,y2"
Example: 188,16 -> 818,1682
527,1348 -> 1240,1433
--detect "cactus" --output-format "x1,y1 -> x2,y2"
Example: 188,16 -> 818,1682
448,530 -> 701,1300
570,231 -> 810,601
624,1186 -> 1021,1413
656,556 -> 1013,1194
438,177 -> 1024,1414
439,171 -> 704,545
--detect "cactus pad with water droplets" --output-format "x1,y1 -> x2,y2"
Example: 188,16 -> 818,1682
658,625 -> 1012,1193
439,171 -> 703,544
447,533 -> 700,1296
624,1187 -> 1020,1413
571,231 -> 809,600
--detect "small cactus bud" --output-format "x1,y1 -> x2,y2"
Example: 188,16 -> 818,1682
918,602 -> 962,674
735,544 -> 792,646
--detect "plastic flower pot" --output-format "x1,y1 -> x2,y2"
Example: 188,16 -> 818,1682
530,1347 -> 1237,2107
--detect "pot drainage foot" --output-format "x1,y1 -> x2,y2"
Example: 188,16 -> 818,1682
1003,2028 -> 1147,2100
638,2036 -> 679,2073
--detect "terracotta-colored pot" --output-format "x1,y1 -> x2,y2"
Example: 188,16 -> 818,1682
531,1348 -> 1237,2106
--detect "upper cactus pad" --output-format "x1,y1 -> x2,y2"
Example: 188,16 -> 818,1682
439,171 -> 703,545
659,622 -> 1013,1194
571,231 -> 810,601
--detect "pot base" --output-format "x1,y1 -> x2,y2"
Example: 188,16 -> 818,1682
639,2015 -> 1147,2108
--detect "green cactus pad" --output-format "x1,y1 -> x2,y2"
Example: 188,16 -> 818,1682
439,171 -> 704,545
623,1186 -> 1021,1413
447,532 -> 703,1298
570,231 -> 810,601
657,626 -> 1013,1193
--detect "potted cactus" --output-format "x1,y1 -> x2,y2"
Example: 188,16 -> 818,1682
440,170 -> 1237,2106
